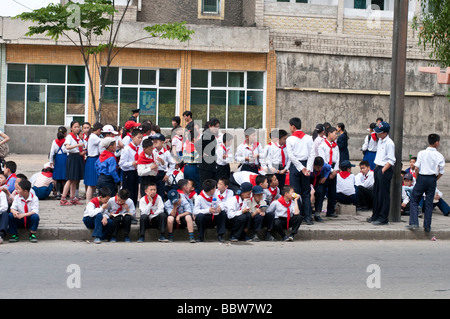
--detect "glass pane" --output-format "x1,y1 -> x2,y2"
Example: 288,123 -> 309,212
190,89 -> 208,128
158,89 -> 176,128
277,0 -> 290,2
101,67 -> 119,86
229,72 -> 244,88
371,0 -> 384,10
47,85 -> 65,126
354,0 -> 366,9
209,90 -> 226,127
191,70 -> 208,88
67,66 -> 85,84
247,72 -> 264,89
159,69 -> 177,87
26,85 -> 46,125
246,91 -> 264,129
122,69 -> 138,85
203,0 -> 218,12
227,90 -> 245,129
27,65 -> 65,84
67,86 -> 86,115
211,72 -> 227,87
6,84 -> 25,124
140,69 -> 156,85
7,64 -> 25,82
120,88 -> 138,126
296,0 -> 308,3
139,89 -> 157,124
101,87 -> 118,125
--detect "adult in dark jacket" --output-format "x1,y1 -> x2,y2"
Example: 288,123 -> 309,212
337,123 -> 349,165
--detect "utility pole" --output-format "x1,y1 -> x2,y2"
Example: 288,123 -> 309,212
389,0 -> 409,222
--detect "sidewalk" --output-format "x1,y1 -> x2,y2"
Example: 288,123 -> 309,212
7,154 -> 450,242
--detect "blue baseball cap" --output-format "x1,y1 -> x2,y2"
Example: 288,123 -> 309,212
252,185 -> 264,194
340,160 -> 355,170
167,189 -> 180,204
374,121 -> 390,133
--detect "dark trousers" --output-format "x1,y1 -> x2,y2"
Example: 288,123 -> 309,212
0,212 -> 9,237
226,213 -> 251,239
273,215 -> 302,237
241,164 -> 259,174
199,169 -> 216,191
275,164 -> 287,189
184,164 -> 200,194
252,211 -> 275,232
371,166 -> 393,223
122,170 -> 139,206
357,185 -> 373,209
336,193 -> 357,205
111,214 -> 132,237
97,174 -> 117,197
409,174 -> 437,229
139,212 -> 168,237
216,164 -> 231,180
195,211 -> 226,240
8,213 -> 40,235
312,179 -> 336,216
289,162 -> 312,222
83,213 -> 113,239
140,171 -> 166,200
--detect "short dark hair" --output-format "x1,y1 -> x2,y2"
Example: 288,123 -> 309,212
92,122 -> 103,132
202,179 -> 217,192
131,127 -> 143,137
117,189 -> 130,200
428,133 -> 440,145
144,182 -> 157,190
18,179 -> 31,192
172,116 -> 181,125
326,126 -> 337,136
218,177 -> 229,186
281,185 -> 294,196
244,127 -> 256,137
142,138 -> 153,149
16,173 -> 27,181
178,179 -> 189,189
265,174 -> 276,183
313,156 -> 324,167
359,160 -> 370,167
255,175 -> 268,186
222,133 -> 233,142
98,187 -> 112,198
5,161 -> 17,173
183,111 -> 193,118
278,129 -> 289,139
289,117 -> 302,130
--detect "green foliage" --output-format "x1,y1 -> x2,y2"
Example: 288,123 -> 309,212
144,22 -> 195,42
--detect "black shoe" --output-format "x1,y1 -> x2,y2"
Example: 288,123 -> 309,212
314,215 -> 323,222
366,217 -> 373,223
405,224 -> 419,231
424,227 -> 431,233
326,213 -> 337,218
217,235 -> 225,243
372,220 -> 388,226
305,218 -> 314,225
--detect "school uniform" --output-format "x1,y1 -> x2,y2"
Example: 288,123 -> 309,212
286,130 -> 315,222
259,142 -> 272,174
409,147 -> 445,231
371,134 -> 396,224
165,196 -> 192,230
225,195 -> 252,240
214,188 -> 234,208
64,132 -> 85,181
171,135 -> 184,159
355,170 -> 374,209
119,142 -> 141,205
193,190 -> 226,241
216,142 -> 233,180
177,189 -> 197,213
336,171 -> 357,205
8,193 -> 40,235
318,139 -> 340,217
108,196 -> 136,240
96,151 -> 120,197
268,143 -> 290,189
229,171 -> 259,194
264,187 -> 281,205
309,163 -> 332,216
152,147 -> 176,199
83,197 -> 113,240
362,133 -> 378,170
138,194 -> 167,239
0,192 -> 8,239
267,197 -> 302,239
249,197 -> 275,236
5,173 -> 17,194
235,141 -> 262,173
31,171 -> 54,200
84,134 -> 101,187
49,138 -> 67,183
182,140 -> 200,194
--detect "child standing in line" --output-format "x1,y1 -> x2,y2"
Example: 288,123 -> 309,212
235,127 -> 263,174
137,138 -> 158,197
96,137 -> 121,197
108,189 -> 136,243
216,133 -> 234,180
138,183 -> 168,243
49,126 -> 67,200
8,179 -> 40,243
61,121 -> 86,206
407,133 -> 445,233
84,122 -> 103,202
182,128 -> 200,194
268,129 -> 290,189
152,133 -> 176,199
83,187 -> 113,244
361,123 -> 378,170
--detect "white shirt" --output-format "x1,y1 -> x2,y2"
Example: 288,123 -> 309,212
0,192 -> 8,214
355,170 -> 374,189
264,187 -> 281,203
362,134 -> 378,153
232,171 -> 258,186
87,134 -> 102,157
49,140 -> 67,164
336,173 -> 356,196
139,195 -> 164,219
260,143 -> 273,171
214,189 -> 234,209
64,133 -> 82,154
268,143 -> 291,171
107,197 -> 136,217
225,195 -> 247,219
286,131 -> 315,172
415,147 -> 445,176
153,148 -> 176,176
216,143 -> 234,166
119,142 -> 141,172
266,198 -> 296,219
318,139 -> 340,170
171,135 -> 183,153
374,135 -> 396,167
11,193 -> 39,215
313,135 -> 325,157
235,141 -> 262,165
84,199 -> 108,219
137,153 -> 158,177
193,191 -> 215,216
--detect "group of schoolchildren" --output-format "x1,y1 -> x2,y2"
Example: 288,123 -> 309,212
0,112 -> 446,244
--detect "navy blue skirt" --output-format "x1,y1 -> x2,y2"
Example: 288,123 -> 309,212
66,153 -> 85,181
53,153 -> 68,180
84,156 -> 99,186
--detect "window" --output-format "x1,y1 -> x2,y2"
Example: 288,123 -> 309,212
101,67 -> 178,127
202,0 -> 220,13
277,0 -> 308,3
354,0 -> 385,10
199,0 -> 224,19
190,70 -> 265,129
6,64 -> 86,126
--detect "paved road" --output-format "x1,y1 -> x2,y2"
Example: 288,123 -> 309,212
1,240 -> 450,299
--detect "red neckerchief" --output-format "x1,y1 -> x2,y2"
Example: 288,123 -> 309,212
268,187 -> 278,203
324,139 -> 337,165
6,173 -> 17,187
41,172 -> 53,178
339,171 -> 351,179
188,191 -> 196,199
221,143 -> 229,156
128,143 -> 140,162
137,152 -> 154,165
184,140 -> 195,153
292,130 -> 305,139
21,193 -> 34,229
199,191 -> 212,203
55,138 -> 65,148
70,132 -> 83,153
83,133 -> 89,142
278,196 -> 292,229
99,150 -> 115,163
144,195 -> 158,214
91,197 -> 101,208
371,132 -> 378,142
114,195 -> 123,215
217,189 -> 228,201
235,195 -> 243,209
278,143 -> 286,167
312,168 -> 322,187
249,174 -> 258,186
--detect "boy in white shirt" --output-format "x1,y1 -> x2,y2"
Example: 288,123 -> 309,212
83,187 -> 112,244
152,133 -> 176,199
336,160 -> 357,205
263,174 -> 281,204
216,133 -> 234,180
214,177 -> 234,208
355,160 -> 374,210
225,182 -> 253,242
137,138 -> 158,197
108,189 -> 136,243
138,183 -> 168,242
193,179 -> 226,242
8,179 -> 39,243
235,128 -> 262,174
268,129 -> 290,189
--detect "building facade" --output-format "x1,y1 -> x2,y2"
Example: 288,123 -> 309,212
0,0 -> 448,159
